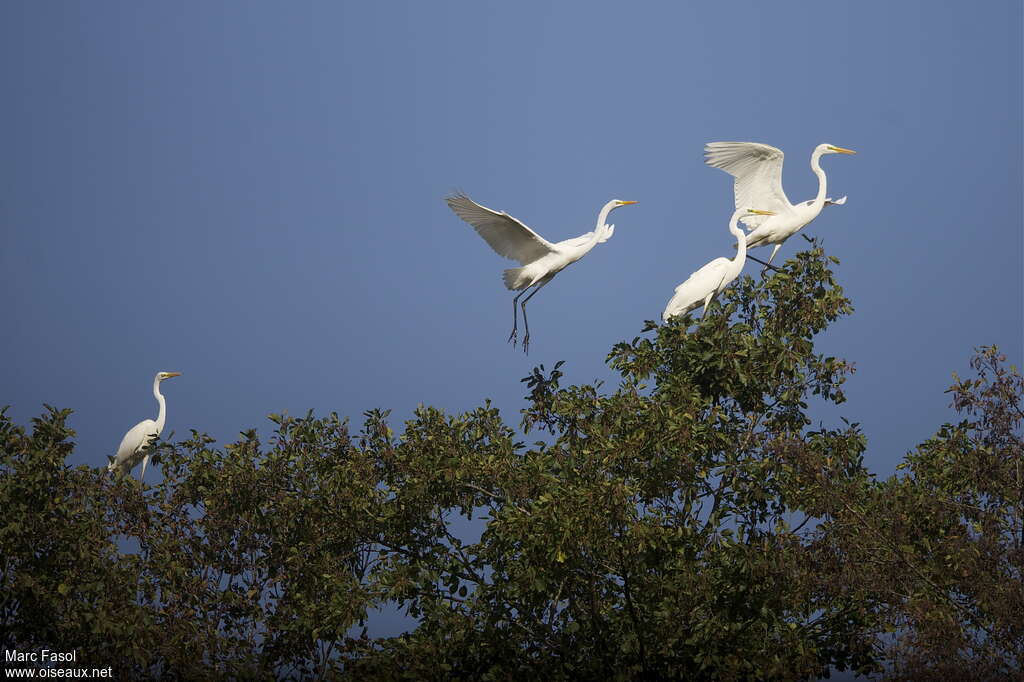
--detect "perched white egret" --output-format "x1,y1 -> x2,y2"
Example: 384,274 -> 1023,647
662,208 -> 774,322
107,371 -> 181,481
704,142 -> 856,271
446,193 -> 637,353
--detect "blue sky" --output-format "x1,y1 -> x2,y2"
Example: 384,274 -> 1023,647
2,1 -> 1021,489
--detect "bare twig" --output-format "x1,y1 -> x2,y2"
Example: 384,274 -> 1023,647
747,255 -> 784,273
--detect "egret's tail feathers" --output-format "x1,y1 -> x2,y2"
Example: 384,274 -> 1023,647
502,267 -> 530,290
825,195 -> 848,206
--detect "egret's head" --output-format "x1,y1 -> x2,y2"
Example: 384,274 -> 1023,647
817,143 -> 857,156
157,371 -> 182,381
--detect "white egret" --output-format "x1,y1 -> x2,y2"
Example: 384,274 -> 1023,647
704,142 -> 856,271
107,371 -> 181,481
662,208 -> 774,322
446,193 -> 637,353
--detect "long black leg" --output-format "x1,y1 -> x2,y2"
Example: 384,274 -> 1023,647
519,281 -> 548,354
508,289 -> 529,347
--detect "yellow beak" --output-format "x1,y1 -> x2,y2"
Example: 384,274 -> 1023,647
619,200 -> 638,205
749,209 -> 776,215
165,372 -> 182,378
828,145 -> 857,154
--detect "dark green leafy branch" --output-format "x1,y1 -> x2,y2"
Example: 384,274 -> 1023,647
1,245 -> 1019,680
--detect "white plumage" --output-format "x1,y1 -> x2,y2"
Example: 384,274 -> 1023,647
704,141 -> 856,270
107,371 -> 181,481
446,192 -> 636,353
446,194 -> 555,266
663,208 -> 774,322
704,143 -> 789,230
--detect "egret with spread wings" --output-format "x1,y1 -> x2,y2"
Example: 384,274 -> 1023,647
663,208 -> 774,322
704,142 -> 855,272
107,371 -> 181,481
446,193 -> 637,353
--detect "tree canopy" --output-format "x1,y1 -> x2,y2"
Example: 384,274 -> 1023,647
2,243 -> 1020,680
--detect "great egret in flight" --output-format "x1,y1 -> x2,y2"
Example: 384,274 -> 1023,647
662,208 -> 774,322
446,193 -> 637,353
107,371 -> 181,481
704,142 -> 855,271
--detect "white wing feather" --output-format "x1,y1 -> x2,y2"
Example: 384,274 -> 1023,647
446,193 -> 556,265
704,142 -> 793,229
109,419 -> 160,473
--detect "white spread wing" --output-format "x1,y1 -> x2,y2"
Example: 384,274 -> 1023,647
446,193 -> 556,266
704,142 -> 793,229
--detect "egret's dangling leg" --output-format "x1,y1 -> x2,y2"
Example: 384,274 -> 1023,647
140,453 -> 150,483
509,282 -> 544,347
519,279 -> 551,354
508,290 -> 527,347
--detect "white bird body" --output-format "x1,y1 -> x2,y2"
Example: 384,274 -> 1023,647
447,193 -> 636,352
662,208 -> 773,322
501,235 -> 601,289
107,371 -> 181,481
744,201 -> 822,251
704,142 -> 855,269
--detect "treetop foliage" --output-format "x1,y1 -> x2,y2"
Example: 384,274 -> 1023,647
2,243 -> 1020,680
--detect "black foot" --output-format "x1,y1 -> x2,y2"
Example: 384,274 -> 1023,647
522,334 -> 531,354
508,328 -> 518,347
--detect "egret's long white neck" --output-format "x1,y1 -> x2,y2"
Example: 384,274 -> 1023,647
152,375 -> 167,434
590,201 -> 617,246
729,210 -> 747,266
810,149 -> 828,209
